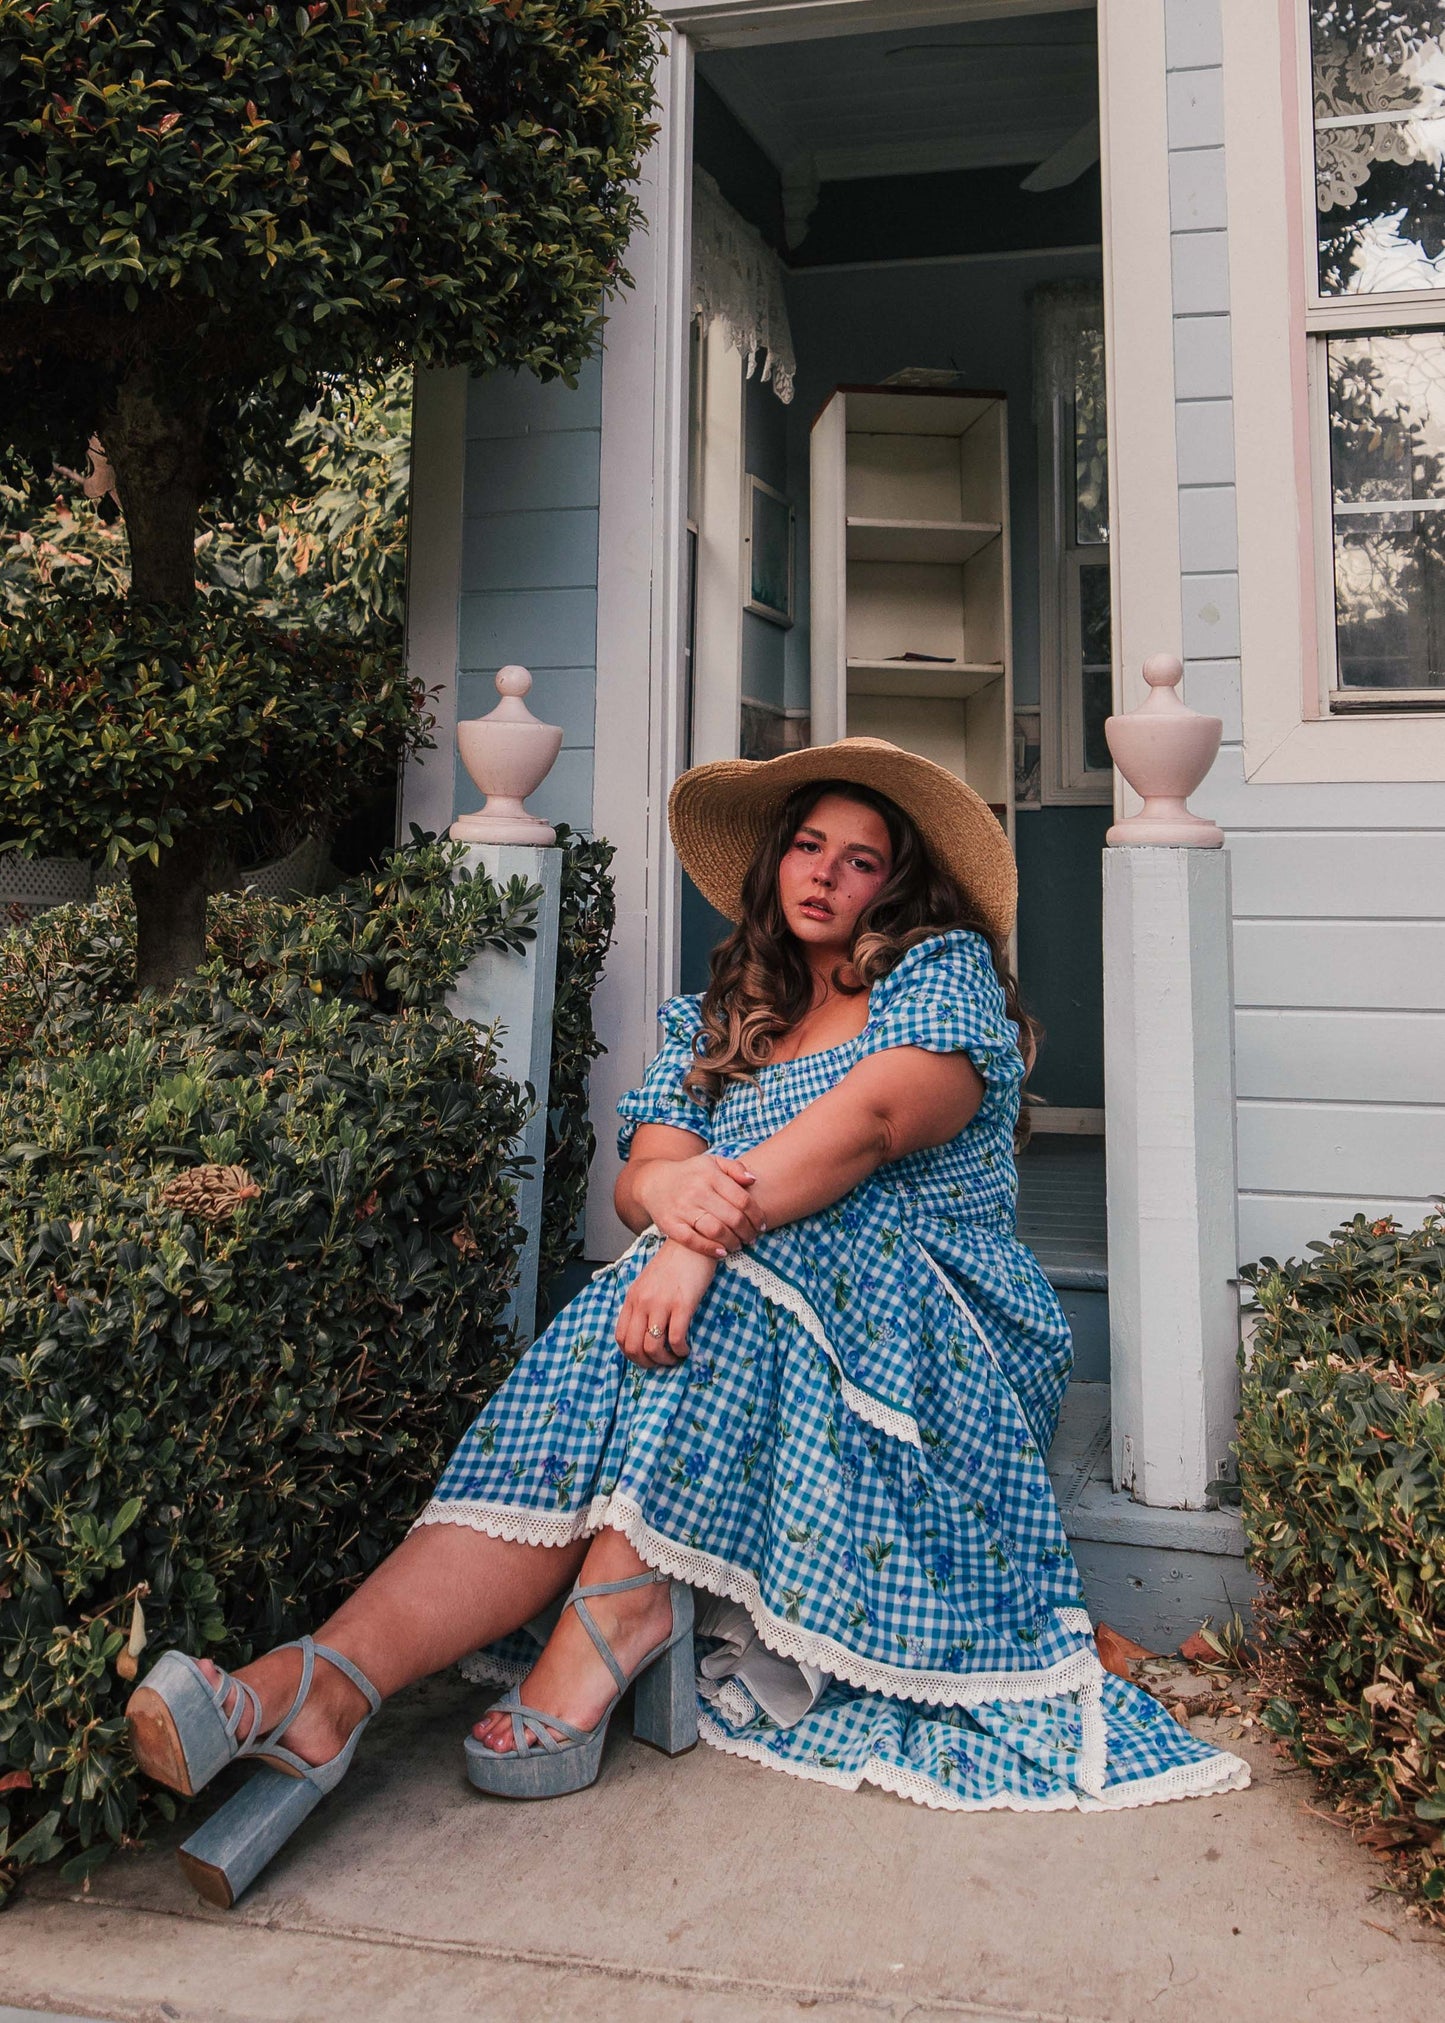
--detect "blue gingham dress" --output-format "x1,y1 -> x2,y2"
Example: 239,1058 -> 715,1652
417,932 -> 1249,1812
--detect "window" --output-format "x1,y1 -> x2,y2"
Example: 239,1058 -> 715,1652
1035,285 -> 1115,803
1307,1 -> 1445,706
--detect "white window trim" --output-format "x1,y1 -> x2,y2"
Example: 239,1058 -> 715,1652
690,316 -> 747,765
1037,384 -> 1114,805
1222,0 -> 1445,781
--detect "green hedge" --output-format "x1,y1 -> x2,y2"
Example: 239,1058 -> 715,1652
0,842 -> 540,1900
538,826 -> 616,1310
0,596 -> 424,876
1238,1212 -> 1445,1910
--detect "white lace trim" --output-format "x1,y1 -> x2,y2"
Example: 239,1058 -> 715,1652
458,1648 -> 531,1689
721,1250 -> 923,1449
692,168 -> 796,403
697,1715 -> 1250,1814
412,1492 -> 1105,1712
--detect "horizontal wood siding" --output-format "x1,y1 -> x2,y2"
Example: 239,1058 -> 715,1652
1233,922 -> 1445,1012
1166,1 -> 1445,1266
1235,1009 -> 1445,1104
455,363 -> 602,835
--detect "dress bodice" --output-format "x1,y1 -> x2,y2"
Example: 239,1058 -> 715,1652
617,930 -> 1024,1233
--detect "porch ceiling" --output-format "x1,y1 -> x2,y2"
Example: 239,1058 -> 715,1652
695,4 -> 1098,184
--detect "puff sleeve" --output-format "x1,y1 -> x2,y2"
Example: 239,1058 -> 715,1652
616,995 -> 715,1162
854,931 -> 1024,1100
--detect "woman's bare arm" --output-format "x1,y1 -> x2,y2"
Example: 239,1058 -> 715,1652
737,1047 -> 984,1233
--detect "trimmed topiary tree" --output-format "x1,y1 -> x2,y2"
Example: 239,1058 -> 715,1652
0,0 -> 658,984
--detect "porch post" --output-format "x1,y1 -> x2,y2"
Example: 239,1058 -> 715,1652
447,843 -> 562,1345
446,665 -> 566,1343
1102,658 -> 1240,1509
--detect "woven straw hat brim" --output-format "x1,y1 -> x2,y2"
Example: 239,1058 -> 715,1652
668,737 -> 1016,942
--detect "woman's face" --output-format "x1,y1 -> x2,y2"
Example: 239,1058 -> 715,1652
777,792 -> 894,958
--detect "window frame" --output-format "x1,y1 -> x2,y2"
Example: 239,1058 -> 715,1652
1037,354 -> 1116,807
1218,0 -> 1445,780
1299,0 -> 1445,711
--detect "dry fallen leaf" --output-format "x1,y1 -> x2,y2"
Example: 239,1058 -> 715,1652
0,1769 -> 33,1793
1096,1622 -> 1157,1681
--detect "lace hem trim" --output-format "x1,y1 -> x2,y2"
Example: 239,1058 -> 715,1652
412,1492 -> 1105,1713
697,1715 -> 1250,1814
721,1250 -> 924,1449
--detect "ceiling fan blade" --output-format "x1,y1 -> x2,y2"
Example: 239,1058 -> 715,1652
1020,115 -> 1100,192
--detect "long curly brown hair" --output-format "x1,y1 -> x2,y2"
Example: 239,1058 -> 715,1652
686,781 -> 1036,1116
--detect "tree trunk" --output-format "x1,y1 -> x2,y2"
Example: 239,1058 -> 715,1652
102,365 -> 210,606
128,836 -> 234,995
106,365 -> 222,988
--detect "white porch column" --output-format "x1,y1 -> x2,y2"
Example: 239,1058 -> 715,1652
1103,655 -> 1240,1509
1103,848 -> 1240,1508
447,844 -> 562,1345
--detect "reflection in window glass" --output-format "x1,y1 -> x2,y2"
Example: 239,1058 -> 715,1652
1328,329 -> 1445,686
1312,2 -> 1445,296
1073,329 -> 1109,544
1078,562 -> 1113,767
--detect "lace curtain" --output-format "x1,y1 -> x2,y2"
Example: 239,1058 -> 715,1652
1314,32 -> 1445,212
692,168 -> 796,405
1031,281 -> 1104,427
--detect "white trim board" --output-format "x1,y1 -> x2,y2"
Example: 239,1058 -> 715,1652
586,32 -> 696,1260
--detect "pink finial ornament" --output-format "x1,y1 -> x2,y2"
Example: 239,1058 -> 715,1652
451,665 -> 564,845
1104,655 -> 1223,848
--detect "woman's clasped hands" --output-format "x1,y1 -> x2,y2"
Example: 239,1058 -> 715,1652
632,1149 -> 764,1259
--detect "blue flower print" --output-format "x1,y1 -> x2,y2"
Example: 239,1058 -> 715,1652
924,1550 -> 952,1593
538,1453 -> 576,1509
668,1446 -> 711,1488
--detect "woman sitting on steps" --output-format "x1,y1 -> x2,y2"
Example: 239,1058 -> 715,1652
127,737 -> 1249,1907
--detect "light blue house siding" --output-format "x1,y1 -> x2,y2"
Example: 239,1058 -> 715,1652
1166,0 -> 1445,1266
455,361 -> 603,835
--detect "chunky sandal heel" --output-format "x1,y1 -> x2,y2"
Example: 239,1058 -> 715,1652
632,1584 -> 698,1756
464,1572 -> 695,1799
177,1765 -> 326,1909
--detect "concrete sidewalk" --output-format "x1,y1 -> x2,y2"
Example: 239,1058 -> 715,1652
3,1672 -> 1441,2023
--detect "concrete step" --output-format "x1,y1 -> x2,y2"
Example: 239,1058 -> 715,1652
1048,1381 -> 1256,1651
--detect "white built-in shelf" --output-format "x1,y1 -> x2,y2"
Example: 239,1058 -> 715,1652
845,517 -> 1002,565
811,384 -> 1013,813
846,658 -> 1004,700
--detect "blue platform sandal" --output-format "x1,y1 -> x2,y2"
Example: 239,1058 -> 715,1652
464,1571 -> 696,1799
127,1637 -> 380,1908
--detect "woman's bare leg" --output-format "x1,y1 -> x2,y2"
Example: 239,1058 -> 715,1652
470,1526 -> 673,1754
195,1523 -> 588,1767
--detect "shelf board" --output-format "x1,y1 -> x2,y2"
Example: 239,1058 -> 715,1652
846,659 -> 1005,701
846,517 -> 1002,565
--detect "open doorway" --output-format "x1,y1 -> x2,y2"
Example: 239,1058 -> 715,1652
679,5 -> 1111,1361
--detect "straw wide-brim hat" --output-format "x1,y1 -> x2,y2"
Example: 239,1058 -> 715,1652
668,737 -> 1016,943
